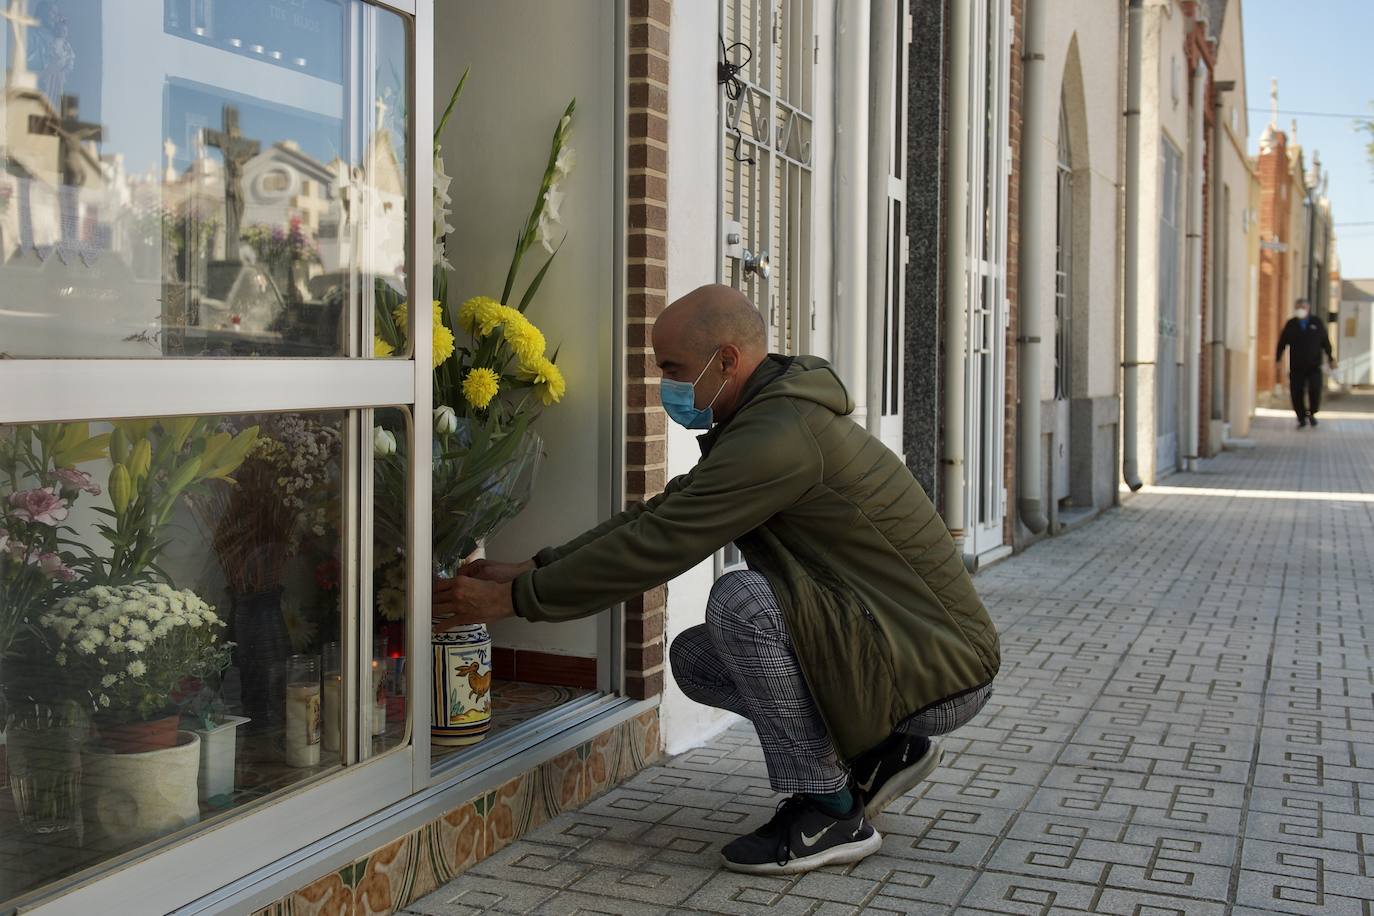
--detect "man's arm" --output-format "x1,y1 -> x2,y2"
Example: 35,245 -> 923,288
532,471 -> 696,567
1320,320 -> 1335,362
1276,321 -> 1291,362
512,405 -> 821,623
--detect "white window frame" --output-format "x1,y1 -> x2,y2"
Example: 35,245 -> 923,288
964,0 -> 1012,560
4,2 -> 431,911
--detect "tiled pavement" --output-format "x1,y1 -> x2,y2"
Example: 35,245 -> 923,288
408,395 -> 1374,915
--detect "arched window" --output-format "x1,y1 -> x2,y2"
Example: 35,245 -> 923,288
1054,100 -> 1073,401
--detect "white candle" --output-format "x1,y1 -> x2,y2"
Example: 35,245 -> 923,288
285,682 -> 322,767
371,661 -> 387,736
321,674 -> 341,754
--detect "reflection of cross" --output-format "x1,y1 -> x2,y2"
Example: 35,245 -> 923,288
202,105 -> 260,260
27,94 -> 105,263
29,94 -> 103,187
1,0 -> 39,84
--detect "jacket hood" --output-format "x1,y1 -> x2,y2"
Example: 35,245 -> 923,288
744,354 -> 854,416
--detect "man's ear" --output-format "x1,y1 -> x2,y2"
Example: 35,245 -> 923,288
718,343 -> 742,375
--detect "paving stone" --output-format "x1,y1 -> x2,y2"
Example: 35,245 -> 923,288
416,405 -> 1374,914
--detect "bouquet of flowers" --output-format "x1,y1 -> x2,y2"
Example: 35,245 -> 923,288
372,74 -> 574,577
189,414 -> 342,596
0,423 -> 109,660
39,583 -> 229,723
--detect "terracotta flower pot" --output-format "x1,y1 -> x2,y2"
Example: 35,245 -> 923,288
97,713 -> 181,754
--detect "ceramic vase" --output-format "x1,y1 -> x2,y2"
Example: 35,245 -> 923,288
431,625 -> 492,747
82,731 -> 201,845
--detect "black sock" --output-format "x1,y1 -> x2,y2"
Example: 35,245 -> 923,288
808,785 -> 854,817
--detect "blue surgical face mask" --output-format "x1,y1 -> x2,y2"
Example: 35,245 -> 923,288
661,349 -> 729,429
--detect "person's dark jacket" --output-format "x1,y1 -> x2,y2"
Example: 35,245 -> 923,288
512,355 -> 1000,760
1276,316 -> 1333,374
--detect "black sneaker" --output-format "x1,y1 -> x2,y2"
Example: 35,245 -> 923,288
1298,418 -> 1308,428
719,793 -> 881,876
1310,416 -> 1320,427
851,734 -> 941,819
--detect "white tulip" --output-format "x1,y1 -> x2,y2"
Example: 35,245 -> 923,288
373,426 -> 398,457
434,405 -> 458,436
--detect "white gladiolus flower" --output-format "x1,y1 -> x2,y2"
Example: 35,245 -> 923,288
373,426 -> 397,457
560,114 -> 572,133
554,145 -> 576,179
433,149 -> 455,271
543,187 -> 565,225
434,405 -> 458,436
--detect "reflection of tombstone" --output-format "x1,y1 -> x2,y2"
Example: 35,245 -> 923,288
202,105 -> 259,261
199,260 -> 284,337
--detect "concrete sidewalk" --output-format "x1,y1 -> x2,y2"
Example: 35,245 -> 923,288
408,396 -> 1374,915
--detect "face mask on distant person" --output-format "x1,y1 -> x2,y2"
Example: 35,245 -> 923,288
660,349 -> 729,429
1296,307 -> 1309,320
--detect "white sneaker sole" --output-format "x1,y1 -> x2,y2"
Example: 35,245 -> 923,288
720,828 -> 884,876
863,739 -> 942,820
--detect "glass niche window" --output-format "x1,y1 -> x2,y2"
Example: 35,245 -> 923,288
0,0 -> 409,359
0,410 -> 409,903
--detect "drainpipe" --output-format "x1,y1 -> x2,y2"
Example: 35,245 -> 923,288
942,0 -> 970,551
1183,58 -> 1207,472
1211,79 -> 1235,424
1121,0 -> 1144,491
835,0 -> 871,426
866,0 -> 897,437
1015,0 -> 1048,534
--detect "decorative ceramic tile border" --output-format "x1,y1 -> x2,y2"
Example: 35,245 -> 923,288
252,707 -> 661,916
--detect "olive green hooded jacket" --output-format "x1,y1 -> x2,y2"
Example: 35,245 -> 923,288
512,355 -> 1000,759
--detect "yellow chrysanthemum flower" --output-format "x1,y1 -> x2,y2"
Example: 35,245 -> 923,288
432,322 -> 455,369
458,296 -> 506,338
392,302 -> 409,333
501,312 -> 546,366
518,357 -> 567,406
462,367 -> 501,409
373,336 -> 394,358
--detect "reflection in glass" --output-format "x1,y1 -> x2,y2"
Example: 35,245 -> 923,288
0,410 -> 374,904
0,0 -> 409,358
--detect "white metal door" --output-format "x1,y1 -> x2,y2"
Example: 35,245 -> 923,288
965,0 -> 1012,557
1052,104 -> 1072,503
719,0 -> 815,356
877,0 -> 910,455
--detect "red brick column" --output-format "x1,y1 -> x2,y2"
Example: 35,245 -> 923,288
624,0 -> 670,701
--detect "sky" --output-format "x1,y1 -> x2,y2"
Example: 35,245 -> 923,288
1243,0 -> 1374,278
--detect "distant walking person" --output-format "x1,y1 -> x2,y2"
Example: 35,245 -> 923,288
1276,298 -> 1336,428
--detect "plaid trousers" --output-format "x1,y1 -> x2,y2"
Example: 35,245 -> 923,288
669,570 -> 992,794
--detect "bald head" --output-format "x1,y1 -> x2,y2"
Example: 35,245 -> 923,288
652,284 -> 770,425
655,284 -> 768,364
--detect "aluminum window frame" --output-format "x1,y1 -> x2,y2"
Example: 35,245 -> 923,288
5,2 -> 433,911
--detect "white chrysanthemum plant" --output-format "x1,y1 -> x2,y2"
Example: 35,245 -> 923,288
39,583 -> 232,725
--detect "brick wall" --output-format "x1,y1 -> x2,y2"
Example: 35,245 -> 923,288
1004,0 -> 1023,545
623,0 -> 670,701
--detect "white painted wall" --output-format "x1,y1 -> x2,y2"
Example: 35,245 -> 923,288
1212,1 -> 1258,436
659,0 -> 737,755
1034,2 -> 1122,404
435,1 -> 618,658
1133,0 -> 1192,483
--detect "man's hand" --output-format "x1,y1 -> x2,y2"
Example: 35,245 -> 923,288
459,558 -> 535,583
432,576 -> 516,630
